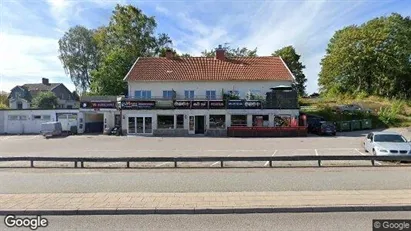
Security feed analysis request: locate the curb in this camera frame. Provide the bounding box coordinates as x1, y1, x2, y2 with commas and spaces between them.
1, 205, 411, 216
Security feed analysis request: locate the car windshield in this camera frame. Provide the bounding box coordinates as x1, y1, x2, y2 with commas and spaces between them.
374, 134, 406, 143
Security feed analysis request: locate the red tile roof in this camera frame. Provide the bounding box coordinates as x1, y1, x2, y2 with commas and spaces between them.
124, 56, 294, 82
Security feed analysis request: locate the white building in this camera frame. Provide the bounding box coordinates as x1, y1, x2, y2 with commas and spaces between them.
120, 47, 302, 137
0, 109, 79, 134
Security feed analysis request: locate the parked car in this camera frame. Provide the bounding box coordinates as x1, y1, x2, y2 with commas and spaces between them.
333, 104, 371, 113
312, 121, 337, 136
306, 114, 325, 133
41, 122, 63, 138
363, 132, 411, 155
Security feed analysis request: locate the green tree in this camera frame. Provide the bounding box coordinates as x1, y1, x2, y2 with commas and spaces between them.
319, 13, 411, 98
273, 46, 307, 96
201, 44, 257, 57
90, 4, 172, 95
32, 92, 59, 109
58, 26, 99, 93
0, 92, 9, 107
72, 91, 80, 101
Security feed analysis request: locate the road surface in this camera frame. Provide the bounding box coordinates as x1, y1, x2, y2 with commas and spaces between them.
1, 167, 411, 193
2, 212, 410, 231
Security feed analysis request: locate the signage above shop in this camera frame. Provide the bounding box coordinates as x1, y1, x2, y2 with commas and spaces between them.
121, 100, 156, 110
209, 100, 225, 109
80, 101, 116, 109
191, 100, 208, 109
173, 100, 191, 109
244, 100, 262, 109
227, 100, 262, 109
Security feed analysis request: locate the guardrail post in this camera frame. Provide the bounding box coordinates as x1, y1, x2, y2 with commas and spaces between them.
174, 161, 177, 168
269, 161, 272, 167
81, 161, 84, 168
221, 161, 224, 168
74, 161, 77, 168
127, 161, 130, 168
318, 160, 321, 167
371, 160, 375, 166
30, 160, 34, 168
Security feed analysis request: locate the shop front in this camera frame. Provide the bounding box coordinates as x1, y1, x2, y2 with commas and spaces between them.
78, 100, 118, 134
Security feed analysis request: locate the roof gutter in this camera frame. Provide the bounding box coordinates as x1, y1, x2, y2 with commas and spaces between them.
123, 57, 140, 81
279, 56, 296, 82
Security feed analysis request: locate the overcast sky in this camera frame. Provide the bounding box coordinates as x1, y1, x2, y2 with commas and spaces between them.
1, 0, 410, 93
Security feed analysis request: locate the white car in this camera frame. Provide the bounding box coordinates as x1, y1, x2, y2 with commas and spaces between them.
363, 132, 411, 155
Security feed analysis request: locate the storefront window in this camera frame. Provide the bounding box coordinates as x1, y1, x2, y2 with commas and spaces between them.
274, 115, 291, 127
252, 115, 269, 127
158, 115, 174, 129
128, 117, 136, 134
176, 115, 184, 129
145, 117, 152, 133
231, 115, 247, 127
210, 115, 226, 129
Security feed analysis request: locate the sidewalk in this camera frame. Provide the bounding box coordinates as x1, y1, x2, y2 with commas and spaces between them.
1, 190, 411, 215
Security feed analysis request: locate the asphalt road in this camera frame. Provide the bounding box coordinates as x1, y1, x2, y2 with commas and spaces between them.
2, 212, 410, 231
1, 167, 411, 193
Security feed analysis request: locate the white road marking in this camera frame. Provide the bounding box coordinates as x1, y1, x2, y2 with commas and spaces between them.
264, 150, 278, 166
355, 148, 382, 165
315, 149, 319, 156
210, 155, 230, 167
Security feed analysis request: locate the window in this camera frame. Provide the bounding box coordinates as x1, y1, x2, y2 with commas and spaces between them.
210, 115, 226, 129
17, 102, 23, 109
157, 115, 174, 129
274, 115, 291, 127
134, 90, 151, 99
176, 115, 184, 129
206, 90, 216, 100
19, 115, 27, 120
33, 115, 41, 120
67, 105, 73, 109
184, 90, 195, 99
8, 115, 18, 120
252, 115, 269, 127
231, 115, 247, 127
163, 90, 174, 99
43, 115, 51, 121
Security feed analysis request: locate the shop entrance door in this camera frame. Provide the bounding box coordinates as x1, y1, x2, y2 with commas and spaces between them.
128, 116, 152, 135
195, 116, 205, 134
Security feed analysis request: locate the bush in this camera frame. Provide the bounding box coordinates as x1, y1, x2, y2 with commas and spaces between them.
355, 91, 368, 100
32, 92, 59, 109
377, 101, 404, 126
0, 103, 8, 109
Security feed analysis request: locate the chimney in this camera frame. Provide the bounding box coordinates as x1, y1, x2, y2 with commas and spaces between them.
165, 49, 174, 59
215, 44, 225, 61
42, 78, 49, 85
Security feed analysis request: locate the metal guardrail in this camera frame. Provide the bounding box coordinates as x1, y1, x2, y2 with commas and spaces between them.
1, 155, 411, 168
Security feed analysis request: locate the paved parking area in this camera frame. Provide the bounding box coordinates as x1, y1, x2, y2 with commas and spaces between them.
0, 128, 409, 168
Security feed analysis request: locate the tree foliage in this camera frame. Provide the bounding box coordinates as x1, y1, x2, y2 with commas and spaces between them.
59, 4, 172, 96
272, 46, 307, 96
201, 43, 258, 57
31, 92, 58, 109
0, 92, 9, 107
319, 13, 411, 99
89, 4, 172, 95
58, 26, 99, 93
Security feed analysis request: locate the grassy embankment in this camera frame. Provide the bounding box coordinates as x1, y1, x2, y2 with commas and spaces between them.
299, 95, 411, 129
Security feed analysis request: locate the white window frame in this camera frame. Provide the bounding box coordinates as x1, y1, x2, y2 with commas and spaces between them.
206, 90, 216, 100
184, 90, 195, 99
162, 90, 174, 99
